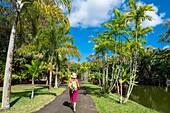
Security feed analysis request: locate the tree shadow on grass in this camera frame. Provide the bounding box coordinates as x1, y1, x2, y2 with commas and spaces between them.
0, 85, 57, 106
10, 97, 21, 107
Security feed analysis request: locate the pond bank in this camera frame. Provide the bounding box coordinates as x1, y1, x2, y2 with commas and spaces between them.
83, 82, 158, 113
130, 85, 170, 113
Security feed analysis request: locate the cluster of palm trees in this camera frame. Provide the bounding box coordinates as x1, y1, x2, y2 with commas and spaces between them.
80, 0, 170, 104
92, 0, 155, 104
0, 0, 80, 110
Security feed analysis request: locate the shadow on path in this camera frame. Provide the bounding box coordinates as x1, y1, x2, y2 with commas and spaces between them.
63, 101, 70, 107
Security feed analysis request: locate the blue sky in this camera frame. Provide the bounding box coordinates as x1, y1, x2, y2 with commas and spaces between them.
68, 0, 170, 62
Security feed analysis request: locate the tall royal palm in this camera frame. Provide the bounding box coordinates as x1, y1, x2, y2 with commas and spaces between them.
2, 0, 27, 109
2, 0, 71, 109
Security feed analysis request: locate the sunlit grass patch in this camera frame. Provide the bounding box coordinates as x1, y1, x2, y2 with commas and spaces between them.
0, 84, 66, 113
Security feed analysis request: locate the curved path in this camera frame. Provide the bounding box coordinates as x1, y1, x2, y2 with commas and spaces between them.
33, 81, 99, 113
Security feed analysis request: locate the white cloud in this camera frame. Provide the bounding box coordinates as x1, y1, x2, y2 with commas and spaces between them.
68, 0, 165, 28
138, 2, 166, 27
68, 0, 125, 28
163, 45, 170, 49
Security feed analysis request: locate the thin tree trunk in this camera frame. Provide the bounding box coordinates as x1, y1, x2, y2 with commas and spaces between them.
123, 52, 137, 103
54, 65, 59, 88
116, 66, 121, 96
98, 70, 101, 86
49, 53, 54, 90
119, 67, 123, 103
98, 78, 101, 86
46, 76, 48, 85
31, 76, 34, 99
54, 70, 58, 88
1, 10, 19, 109
102, 68, 105, 93
119, 34, 123, 104
123, 59, 132, 103
109, 39, 117, 92
54, 54, 59, 88
105, 61, 109, 93
123, 23, 138, 103
105, 51, 109, 93
102, 52, 105, 93
109, 61, 115, 92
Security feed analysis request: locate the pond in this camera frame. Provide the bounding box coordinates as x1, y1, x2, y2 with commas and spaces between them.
129, 85, 170, 113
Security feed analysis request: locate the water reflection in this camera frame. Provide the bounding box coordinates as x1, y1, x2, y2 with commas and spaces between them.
129, 85, 170, 113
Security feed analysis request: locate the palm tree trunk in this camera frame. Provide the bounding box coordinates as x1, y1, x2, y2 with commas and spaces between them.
109, 61, 115, 92
46, 76, 48, 85
31, 76, 34, 99
54, 54, 59, 88
98, 70, 101, 86
109, 41, 117, 92
54, 69, 58, 88
102, 52, 106, 93
105, 61, 109, 93
116, 67, 121, 96
1, 10, 19, 109
123, 59, 132, 103
49, 53, 54, 90
119, 68, 123, 103
124, 23, 138, 103
105, 51, 110, 92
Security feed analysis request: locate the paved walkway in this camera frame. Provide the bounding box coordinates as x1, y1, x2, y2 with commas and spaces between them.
33, 81, 99, 113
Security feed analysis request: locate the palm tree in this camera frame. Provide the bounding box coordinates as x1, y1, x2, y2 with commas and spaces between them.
103, 8, 130, 100
90, 0, 155, 103
1, 0, 28, 109
123, 0, 154, 103
1, 0, 72, 109
0, 2, 13, 86
91, 33, 110, 93
25, 60, 42, 98
37, 19, 61, 90
38, 20, 80, 89
55, 41, 81, 88
17, 0, 73, 89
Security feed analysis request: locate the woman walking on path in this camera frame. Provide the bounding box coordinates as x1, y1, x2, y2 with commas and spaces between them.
68, 73, 80, 112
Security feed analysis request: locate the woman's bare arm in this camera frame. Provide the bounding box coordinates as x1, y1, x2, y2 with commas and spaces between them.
76, 79, 80, 90
68, 81, 70, 88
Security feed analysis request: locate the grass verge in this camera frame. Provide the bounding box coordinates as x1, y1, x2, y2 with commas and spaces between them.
0, 84, 66, 113
83, 82, 158, 113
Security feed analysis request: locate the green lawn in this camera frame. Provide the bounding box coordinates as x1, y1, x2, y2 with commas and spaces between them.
0, 84, 66, 113
84, 82, 158, 113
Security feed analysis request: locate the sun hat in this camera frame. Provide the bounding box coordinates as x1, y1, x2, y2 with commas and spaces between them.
71, 73, 77, 78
